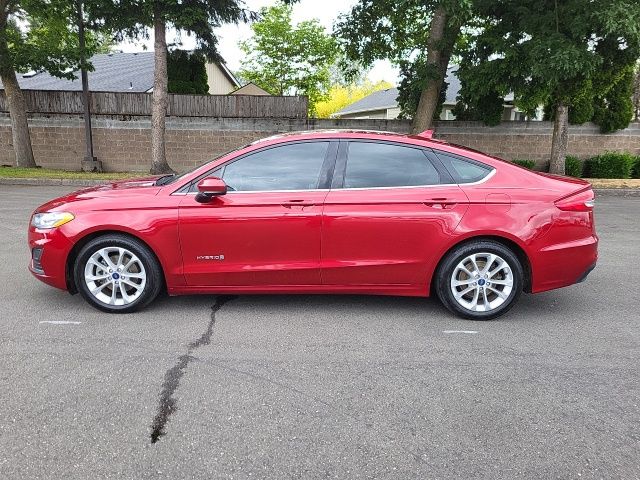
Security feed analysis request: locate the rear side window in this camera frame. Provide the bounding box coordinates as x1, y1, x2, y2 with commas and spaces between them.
343, 142, 441, 188
434, 151, 493, 184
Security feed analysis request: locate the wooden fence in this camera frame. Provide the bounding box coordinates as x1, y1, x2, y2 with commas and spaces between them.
0, 90, 308, 118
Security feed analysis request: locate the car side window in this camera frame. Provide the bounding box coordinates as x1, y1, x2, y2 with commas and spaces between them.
434, 151, 493, 184
217, 142, 329, 192
342, 142, 441, 189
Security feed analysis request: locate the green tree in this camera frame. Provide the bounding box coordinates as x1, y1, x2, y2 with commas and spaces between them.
542, 79, 595, 125
335, 0, 472, 133
634, 64, 640, 121
167, 49, 208, 94
0, 0, 103, 167
456, 0, 640, 174
238, 3, 338, 116
94, 0, 292, 174
592, 66, 635, 134
329, 52, 368, 88
543, 64, 636, 132
452, 90, 504, 126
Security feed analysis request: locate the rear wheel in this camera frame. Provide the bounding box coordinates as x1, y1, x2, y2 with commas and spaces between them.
74, 234, 163, 313
435, 240, 524, 320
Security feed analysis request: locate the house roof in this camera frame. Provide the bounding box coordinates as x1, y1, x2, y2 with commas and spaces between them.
0, 52, 156, 92
217, 62, 242, 89
335, 67, 515, 116
0, 51, 241, 93
336, 87, 401, 116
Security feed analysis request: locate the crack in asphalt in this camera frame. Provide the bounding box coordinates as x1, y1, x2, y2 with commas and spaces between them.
150, 295, 237, 444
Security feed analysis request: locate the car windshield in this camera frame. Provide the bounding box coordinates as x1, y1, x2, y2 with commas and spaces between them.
154, 143, 252, 186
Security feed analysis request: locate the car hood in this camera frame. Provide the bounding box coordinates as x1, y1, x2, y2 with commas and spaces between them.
35, 176, 164, 212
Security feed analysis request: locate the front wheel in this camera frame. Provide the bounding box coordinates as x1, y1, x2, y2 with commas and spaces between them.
74, 234, 163, 313
435, 240, 524, 320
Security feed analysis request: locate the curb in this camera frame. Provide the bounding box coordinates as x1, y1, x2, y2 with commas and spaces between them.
0, 177, 113, 187
594, 188, 640, 197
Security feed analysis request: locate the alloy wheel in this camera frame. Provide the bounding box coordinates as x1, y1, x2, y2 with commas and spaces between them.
83, 247, 147, 306
450, 252, 514, 313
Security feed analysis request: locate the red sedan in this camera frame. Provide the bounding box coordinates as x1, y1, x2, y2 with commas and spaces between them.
28, 130, 597, 320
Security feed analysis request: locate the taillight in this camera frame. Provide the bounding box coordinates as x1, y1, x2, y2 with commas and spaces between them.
555, 189, 595, 212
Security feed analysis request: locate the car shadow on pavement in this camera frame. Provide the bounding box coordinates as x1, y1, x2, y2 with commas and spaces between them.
31, 281, 588, 327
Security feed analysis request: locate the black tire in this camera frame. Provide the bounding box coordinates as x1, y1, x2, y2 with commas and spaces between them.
74, 234, 163, 313
435, 240, 524, 320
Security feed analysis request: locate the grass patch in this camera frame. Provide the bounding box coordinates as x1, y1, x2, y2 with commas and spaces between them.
0, 166, 141, 180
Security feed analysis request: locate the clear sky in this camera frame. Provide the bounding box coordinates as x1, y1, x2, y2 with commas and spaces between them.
117, 0, 399, 84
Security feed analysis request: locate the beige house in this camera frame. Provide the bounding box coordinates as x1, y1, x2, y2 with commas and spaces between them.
231, 82, 271, 96
205, 62, 241, 95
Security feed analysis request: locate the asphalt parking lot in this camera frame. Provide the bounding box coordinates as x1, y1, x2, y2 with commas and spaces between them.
0, 185, 638, 479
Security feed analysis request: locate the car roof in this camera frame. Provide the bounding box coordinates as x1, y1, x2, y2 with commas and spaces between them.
250, 129, 449, 145
247, 129, 516, 165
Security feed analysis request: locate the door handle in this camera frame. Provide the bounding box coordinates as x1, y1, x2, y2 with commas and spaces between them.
424, 198, 457, 209
282, 200, 315, 207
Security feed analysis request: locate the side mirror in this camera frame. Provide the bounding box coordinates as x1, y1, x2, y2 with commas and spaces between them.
195, 177, 227, 203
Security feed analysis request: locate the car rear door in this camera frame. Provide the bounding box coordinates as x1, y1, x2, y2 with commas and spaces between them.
321, 140, 469, 287
178, 140, 337, 287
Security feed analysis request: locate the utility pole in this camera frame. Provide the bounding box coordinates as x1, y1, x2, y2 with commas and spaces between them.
76, 0, 102, 172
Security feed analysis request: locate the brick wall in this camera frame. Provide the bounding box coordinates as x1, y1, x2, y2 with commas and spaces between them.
1, 114, 639, 172
433, 121, 640, 167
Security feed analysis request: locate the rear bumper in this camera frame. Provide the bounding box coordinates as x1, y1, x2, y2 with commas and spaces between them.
576, 262, 597, 284
531, 235, 598, 293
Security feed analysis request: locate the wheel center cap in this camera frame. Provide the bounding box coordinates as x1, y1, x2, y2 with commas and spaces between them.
478, 278, 486, 286
112, 272, 120, 280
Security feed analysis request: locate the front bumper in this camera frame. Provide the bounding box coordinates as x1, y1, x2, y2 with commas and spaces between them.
28, 226, 73, 291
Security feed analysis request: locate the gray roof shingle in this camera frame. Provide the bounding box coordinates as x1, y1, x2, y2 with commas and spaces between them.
336, 87, 400, 116
0, 52, 155, 92
336, 67, 514, 116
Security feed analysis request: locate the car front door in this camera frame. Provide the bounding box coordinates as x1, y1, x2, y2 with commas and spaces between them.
321, 140, 469, 287
179, 140, 336, 287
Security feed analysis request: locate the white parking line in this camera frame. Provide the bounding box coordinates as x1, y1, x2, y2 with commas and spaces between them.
443, 330, 478, 334
39, 321, 82, 325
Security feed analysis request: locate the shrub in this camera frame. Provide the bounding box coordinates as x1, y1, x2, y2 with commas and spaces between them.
632, 157, 640, 179
565, 156, 584, 177
592, 66, 635, 134
584, 152, 635, 178
167, 50, 209, 95
512, 159, 536, 169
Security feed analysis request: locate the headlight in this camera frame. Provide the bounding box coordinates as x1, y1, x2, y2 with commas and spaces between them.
31, 212, 75, 229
